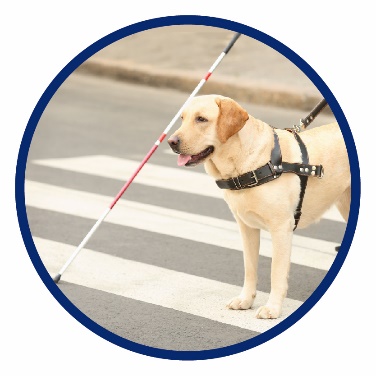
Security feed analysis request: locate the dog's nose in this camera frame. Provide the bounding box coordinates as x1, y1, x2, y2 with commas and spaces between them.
168, 135, 180, 150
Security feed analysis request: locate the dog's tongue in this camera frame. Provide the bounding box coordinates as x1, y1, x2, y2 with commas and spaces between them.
177, 154, 192, 166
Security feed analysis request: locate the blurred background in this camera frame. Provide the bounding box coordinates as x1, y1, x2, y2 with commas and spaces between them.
80, 25, 328, 111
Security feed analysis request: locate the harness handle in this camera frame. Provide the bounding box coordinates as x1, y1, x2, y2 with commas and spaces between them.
295, 98, 328, 132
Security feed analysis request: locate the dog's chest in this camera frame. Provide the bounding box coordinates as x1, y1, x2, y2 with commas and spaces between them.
224, 190, 268, 230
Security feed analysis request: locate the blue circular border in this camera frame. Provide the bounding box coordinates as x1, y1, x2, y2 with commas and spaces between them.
15, 15, 361, 361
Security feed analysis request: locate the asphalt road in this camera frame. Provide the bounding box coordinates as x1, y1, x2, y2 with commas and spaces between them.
24, 73, 345, 353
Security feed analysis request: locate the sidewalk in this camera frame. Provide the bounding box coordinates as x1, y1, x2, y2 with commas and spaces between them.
76, 25, 326, 112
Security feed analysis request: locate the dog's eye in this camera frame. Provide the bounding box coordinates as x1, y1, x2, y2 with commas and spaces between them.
196, 116, 208, 123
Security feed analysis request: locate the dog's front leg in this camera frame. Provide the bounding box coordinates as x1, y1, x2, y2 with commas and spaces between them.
256, 226, 293, 319
227, 216, 260, 310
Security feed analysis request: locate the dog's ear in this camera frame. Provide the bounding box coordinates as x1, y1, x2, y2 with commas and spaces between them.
215, 97, 249, 143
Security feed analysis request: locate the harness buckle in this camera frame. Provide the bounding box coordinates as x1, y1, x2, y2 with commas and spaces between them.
231, 170, 259, 189
246, 170, 259, 188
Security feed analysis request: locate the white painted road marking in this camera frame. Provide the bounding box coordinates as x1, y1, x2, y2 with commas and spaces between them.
33, 155, 345, 223
25, 180, 337, 270
34, 237, 302, 333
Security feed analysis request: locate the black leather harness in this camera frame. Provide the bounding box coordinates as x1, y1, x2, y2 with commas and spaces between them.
215, 128, 324, 230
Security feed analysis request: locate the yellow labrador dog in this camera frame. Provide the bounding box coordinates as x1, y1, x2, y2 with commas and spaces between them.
168, 95, 350, 319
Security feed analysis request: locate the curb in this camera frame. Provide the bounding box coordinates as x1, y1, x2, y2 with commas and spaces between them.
76, 58, 329, 113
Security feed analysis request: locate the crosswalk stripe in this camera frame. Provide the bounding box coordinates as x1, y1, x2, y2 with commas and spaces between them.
25, 180, 337, 270
34, 236, 302, 333
33, 155, 345, 223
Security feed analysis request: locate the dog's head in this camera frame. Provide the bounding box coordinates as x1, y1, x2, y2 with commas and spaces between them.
168, 95, 249, 167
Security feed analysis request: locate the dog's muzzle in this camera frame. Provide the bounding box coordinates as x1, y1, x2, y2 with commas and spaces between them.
168, 135, 180, 153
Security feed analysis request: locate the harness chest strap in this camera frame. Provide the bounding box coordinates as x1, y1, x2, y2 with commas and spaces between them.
215, 130, 324, 230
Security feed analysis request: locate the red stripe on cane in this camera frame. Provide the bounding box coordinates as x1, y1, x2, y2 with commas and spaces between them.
204, 72, 212, 80
158, 133, 167, 142
109, 144, 159, 209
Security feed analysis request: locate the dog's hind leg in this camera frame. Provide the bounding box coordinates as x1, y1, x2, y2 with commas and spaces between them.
256, 225, 293, 319
334, 185, 351, 252
227, 216, 260, 310
335, 186, 351, 222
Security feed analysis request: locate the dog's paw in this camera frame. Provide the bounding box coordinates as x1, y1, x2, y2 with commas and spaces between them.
256, 305, 281, 319
226, 295, 255, 310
